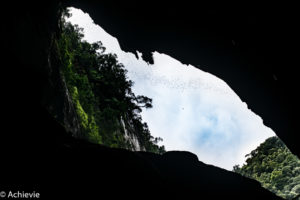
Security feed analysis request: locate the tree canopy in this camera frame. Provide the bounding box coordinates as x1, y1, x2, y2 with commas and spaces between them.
56, 9, 165, 154
233, 136, 300, 200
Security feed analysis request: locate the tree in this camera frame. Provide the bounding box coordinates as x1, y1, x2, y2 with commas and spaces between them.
233, 136, 300, 199
57, 9, 165, 154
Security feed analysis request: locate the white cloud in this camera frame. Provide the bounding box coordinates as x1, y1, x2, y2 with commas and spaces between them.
67, 7, 276, 170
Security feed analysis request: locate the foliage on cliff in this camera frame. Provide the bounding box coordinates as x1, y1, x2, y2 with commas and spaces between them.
233, 136, 300, 200
56, 9, 165, 154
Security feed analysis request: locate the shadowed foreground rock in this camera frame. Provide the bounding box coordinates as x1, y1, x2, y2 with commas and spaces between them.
1, 107, 282, 199
0, 99, 282, 199
54, 130, 283, 199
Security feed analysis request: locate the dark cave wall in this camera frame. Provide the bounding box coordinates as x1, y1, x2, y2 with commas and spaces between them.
5, 1, 82, 138
1, 0, 84, 168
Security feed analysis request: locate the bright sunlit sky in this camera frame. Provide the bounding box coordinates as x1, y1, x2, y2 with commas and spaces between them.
67, 7, 276, 170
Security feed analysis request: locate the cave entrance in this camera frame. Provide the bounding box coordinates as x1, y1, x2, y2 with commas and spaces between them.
57, 7, 300, 199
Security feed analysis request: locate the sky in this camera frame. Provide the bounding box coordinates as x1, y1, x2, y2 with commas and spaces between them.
66, 7, 276, 170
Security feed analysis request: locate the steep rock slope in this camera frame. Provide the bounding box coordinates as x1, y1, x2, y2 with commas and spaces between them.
55, 18, 163, 152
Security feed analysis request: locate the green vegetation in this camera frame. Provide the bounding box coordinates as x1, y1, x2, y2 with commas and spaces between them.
233, 136, 300, 199
56, 9, 165, 154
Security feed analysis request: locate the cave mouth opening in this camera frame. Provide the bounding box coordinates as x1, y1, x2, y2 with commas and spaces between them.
57, 6, 300, 199
63, 6, 276, 169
